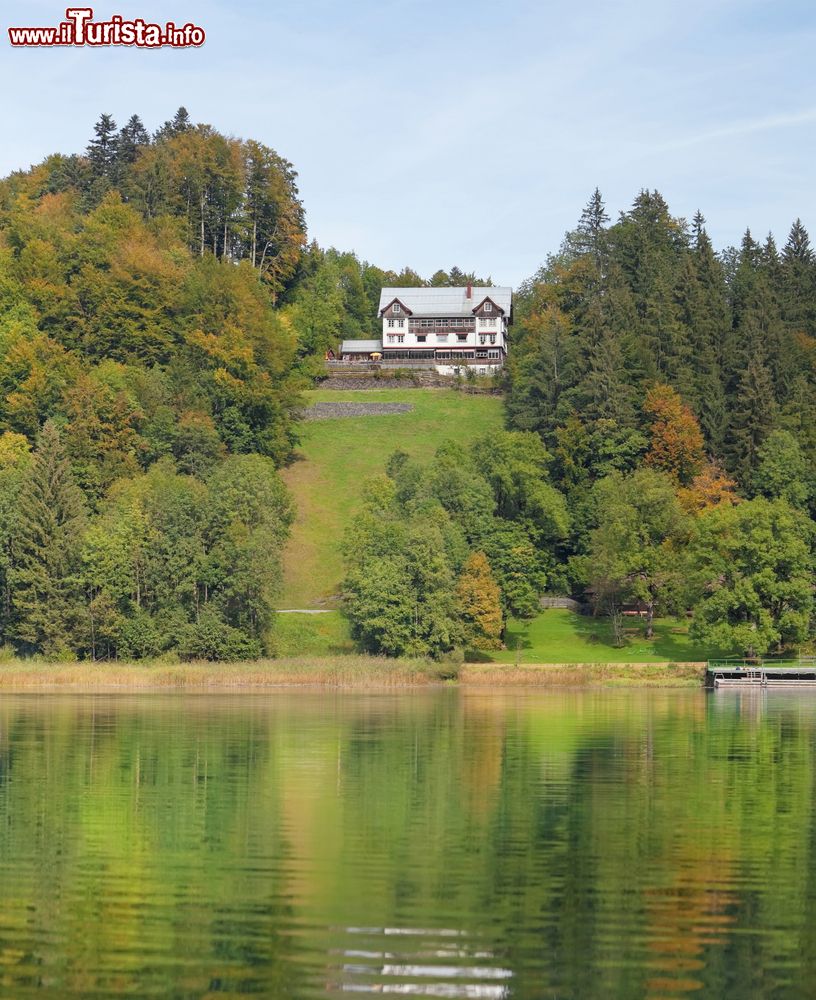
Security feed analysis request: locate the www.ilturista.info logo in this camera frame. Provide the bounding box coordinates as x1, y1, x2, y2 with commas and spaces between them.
8, 8, 205, 47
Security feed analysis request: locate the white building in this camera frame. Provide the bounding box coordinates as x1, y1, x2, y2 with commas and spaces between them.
375, 284, 512, 375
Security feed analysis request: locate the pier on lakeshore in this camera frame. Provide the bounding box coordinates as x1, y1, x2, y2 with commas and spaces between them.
707, 658, 816, 688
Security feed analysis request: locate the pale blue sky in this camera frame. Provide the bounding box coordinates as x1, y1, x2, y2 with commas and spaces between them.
2, 0, 815, 285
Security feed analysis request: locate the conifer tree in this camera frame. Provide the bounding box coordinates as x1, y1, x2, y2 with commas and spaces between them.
86, 113, 118, 179
117, 114, 150, 167
571, 187, 609, 267
10, 421, 87, 655
780, 218, 816, 337
677, 218, 729, 449
726, 346, 778, 482
154, 106, 192, 141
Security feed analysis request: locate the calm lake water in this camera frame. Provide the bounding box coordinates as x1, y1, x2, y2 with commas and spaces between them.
1, 688, 815, 998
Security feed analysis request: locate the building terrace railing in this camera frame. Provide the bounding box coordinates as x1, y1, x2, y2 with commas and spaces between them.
326, 358, 503, 371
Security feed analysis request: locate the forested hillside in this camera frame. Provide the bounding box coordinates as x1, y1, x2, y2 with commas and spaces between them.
503, 190, 816, 651
344, 192, 816, 660
0, 108, 497, 660
0, 108, 317, 658
2, 110, 815, 663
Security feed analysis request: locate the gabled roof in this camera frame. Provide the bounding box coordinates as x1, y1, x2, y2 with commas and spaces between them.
380, 296, 413, 316
378, 286, 512, 318
472, 294, 504, 313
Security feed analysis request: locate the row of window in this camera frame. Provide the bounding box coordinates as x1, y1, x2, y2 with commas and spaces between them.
389, 320, 499, 331
386, 333, 498, 344
435, 350, 502, 360
411, 318, 477, 329
381, 349, 503, 360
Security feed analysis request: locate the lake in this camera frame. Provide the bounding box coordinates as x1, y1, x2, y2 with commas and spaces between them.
0, 688, 814, 998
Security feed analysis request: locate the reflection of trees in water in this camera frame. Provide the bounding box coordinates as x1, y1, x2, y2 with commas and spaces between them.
1, 691, 816, 997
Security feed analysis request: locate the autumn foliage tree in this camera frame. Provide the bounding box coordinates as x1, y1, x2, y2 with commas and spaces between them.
676, 463, 740, 516
456, 551, 504, 650
643, 384, 706, 486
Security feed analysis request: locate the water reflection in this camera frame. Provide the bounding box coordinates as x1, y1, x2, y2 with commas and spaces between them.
328, 926, 512, 997
0, 690, 815, 998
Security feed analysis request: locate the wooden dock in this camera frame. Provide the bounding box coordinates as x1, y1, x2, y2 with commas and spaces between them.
707, 659, 816, 688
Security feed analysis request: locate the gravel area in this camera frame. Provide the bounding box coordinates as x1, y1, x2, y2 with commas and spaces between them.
303, 402, 415, 421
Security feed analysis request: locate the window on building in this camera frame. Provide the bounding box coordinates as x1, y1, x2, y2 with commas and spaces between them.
396, 334, 405, 343
476, 350, 488, 358
392, 303, 400, 314
387, 335, 395, 343
479, 335, 486, 345
398, 319, 404, 328
484, 301, 492, 312
417, 335, 426, 343
437, 334, 448, 342
387, 319, 394, 328
488, 349, 500, 359
489, 335, 496, 344
457, 334, 467, 342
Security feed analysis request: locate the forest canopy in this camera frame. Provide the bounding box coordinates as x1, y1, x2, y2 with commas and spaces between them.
344, 190, 816, 660
2, 111, 815, 662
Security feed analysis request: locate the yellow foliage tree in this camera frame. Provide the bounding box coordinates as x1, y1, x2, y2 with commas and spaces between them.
456, 551, 503, 650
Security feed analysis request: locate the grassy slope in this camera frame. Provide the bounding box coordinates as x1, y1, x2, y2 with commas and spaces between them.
276, 388, 721, 667
278, 388, 504, 608
272, 611, 356, 656
488, 608, 720, 664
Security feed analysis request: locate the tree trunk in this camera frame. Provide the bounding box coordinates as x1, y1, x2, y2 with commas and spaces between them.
645, 601, 655, 639
200, 193, 205, 257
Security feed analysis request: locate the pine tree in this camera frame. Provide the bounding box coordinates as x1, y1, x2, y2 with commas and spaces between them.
86, 113, 118, 179
10, 421, 87, 655
613, 190, 691, 389
456, 551, 503, 649
728, 234, 790, 402
761, 232, 782, 286
691, 210, 706, 250
780, 218, 816, 337
677, 221, 729, 449
571, 187, 609, 267
172, 107, 192, 132
117, 114, 150, 167
154, 106, 192, 141
726, 346, 779, 483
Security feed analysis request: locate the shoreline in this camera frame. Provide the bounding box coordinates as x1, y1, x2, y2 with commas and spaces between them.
0, 658, 707, 691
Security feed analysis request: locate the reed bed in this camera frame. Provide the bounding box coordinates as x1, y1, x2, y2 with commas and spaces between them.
0, 658, 709, 691
460, 662, 707, 687
0, 656, 451, 691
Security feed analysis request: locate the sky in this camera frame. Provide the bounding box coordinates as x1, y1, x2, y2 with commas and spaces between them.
1, 0, 815, 286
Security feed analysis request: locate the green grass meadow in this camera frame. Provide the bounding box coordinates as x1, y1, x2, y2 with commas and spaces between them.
272, 611, 356, 657
279, 388, 504, 608
491, 608, 717, 664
